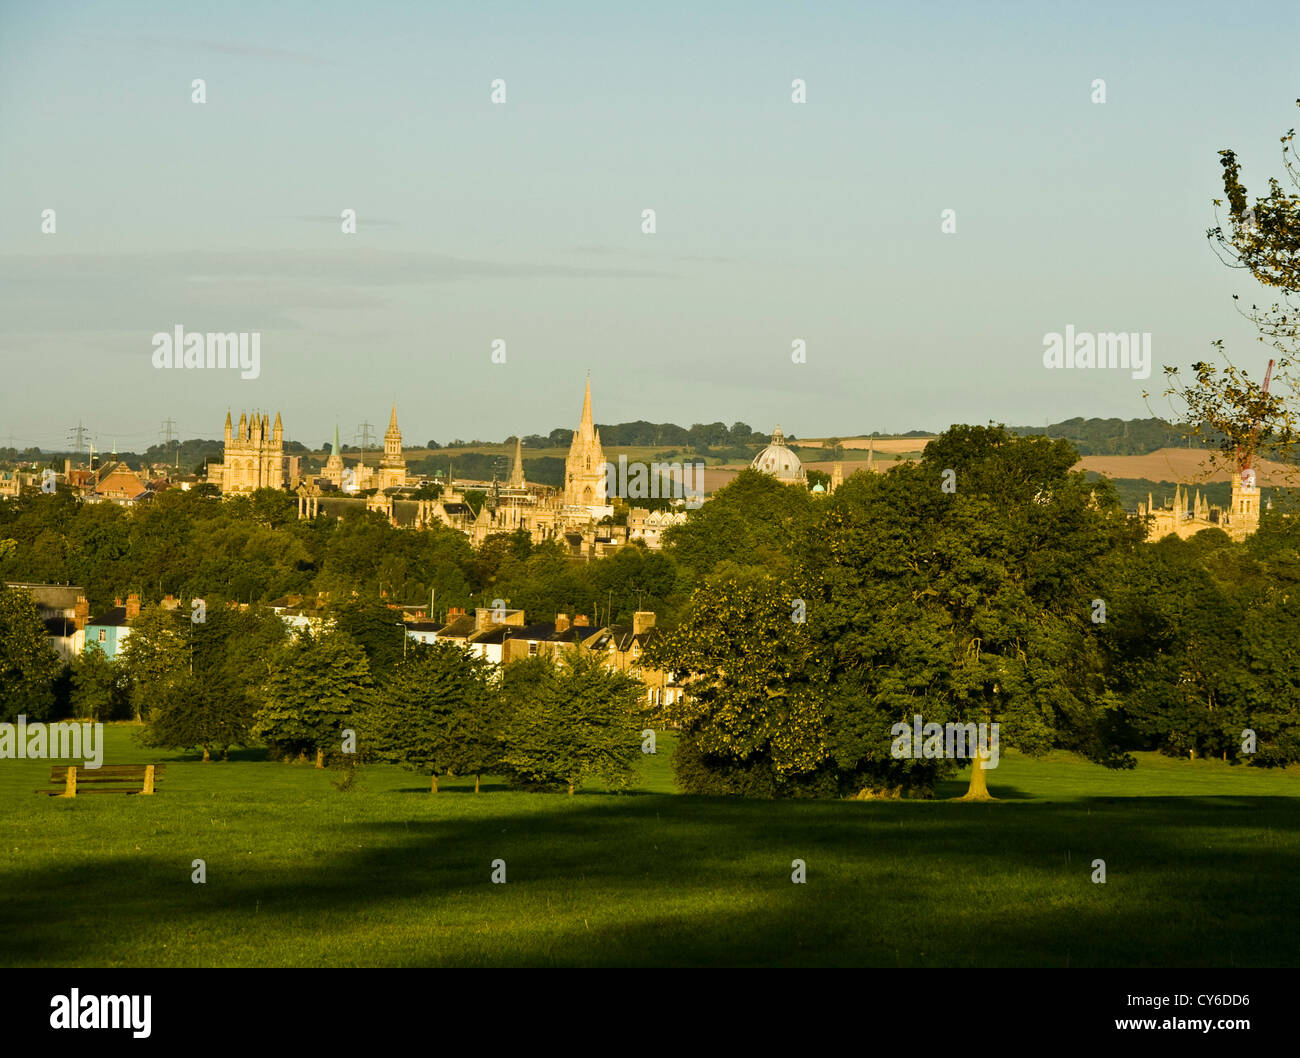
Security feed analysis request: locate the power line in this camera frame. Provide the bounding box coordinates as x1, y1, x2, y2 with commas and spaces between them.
67, 422, 89, 455
354, 421, 376, 462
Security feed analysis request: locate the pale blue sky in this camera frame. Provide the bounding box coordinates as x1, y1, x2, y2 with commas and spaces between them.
1, 0, 1296, 451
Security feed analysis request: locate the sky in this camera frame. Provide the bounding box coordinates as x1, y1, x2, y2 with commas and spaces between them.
1, 0, 1297, 453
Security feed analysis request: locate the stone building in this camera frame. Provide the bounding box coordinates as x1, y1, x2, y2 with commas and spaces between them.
1139, 474, 1263, 542
750, 425, 806, 486
212, 411, 285, 493
564, 376, 608, 510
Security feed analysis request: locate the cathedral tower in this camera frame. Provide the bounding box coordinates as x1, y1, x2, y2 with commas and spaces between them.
325, 424, 344, 486
564, 376, 606, 508
378, 402, 407, 490
213, 410, 285, 493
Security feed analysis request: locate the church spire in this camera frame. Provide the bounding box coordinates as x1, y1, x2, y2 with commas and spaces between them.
509, 434, 525, 488
333, 423, 340, 456
579, 375, 595, 438
388, 401, 399, 433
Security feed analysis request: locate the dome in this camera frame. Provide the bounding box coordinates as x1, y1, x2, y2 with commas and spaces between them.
751, 425, 806, 485
811, 483, 825, 493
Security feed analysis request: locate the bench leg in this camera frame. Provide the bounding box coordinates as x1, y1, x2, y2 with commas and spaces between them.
142, 765, 154, 795
64, 766, 76, 798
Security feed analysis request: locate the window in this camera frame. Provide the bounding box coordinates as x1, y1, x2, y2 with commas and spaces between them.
98, 629, 106, 642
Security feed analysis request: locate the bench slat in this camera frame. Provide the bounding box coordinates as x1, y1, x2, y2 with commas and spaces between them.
47, 765, 167, 778
36, 788, 146, 795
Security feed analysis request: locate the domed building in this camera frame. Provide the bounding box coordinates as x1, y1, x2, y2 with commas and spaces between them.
751, 425, 807, 486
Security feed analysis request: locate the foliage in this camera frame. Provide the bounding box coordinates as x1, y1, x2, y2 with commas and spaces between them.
498, 652, 644, 794
254, 628, 373, 763
0, 583, 62, 722
358, 642, 497, 787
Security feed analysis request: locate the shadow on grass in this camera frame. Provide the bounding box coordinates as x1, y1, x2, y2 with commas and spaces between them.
4, 794, 1300, 967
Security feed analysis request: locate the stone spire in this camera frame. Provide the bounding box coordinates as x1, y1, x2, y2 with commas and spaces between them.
578, 375, 596, 440
379, 402, 407, 487
509, 435, 525, 488
565, 375, 606, 507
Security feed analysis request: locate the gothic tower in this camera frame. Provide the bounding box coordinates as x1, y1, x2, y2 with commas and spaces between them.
1229, 469, 1261, 538
214, 409, 284, 493
378, 402, 407, 490
509, 434, 525, 488
325, 424, 344, 486
564, 376, 606, 508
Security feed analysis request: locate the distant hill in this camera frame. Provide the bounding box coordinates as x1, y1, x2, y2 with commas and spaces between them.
1009, 417, 1215, 457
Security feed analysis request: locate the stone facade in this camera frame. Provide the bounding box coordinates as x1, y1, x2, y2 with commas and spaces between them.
1140, 475, 1262, 542
564, 377, 607, 509
213, 411, 285, 493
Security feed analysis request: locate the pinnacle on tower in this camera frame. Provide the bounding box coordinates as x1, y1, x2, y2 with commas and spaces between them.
579, 376, 595, 438
333, 423, 341, 456
509, 435, 525, 488
388, 402, 399, 433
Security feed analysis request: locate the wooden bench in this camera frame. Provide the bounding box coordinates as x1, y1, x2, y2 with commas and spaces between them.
37, 764, 165, 797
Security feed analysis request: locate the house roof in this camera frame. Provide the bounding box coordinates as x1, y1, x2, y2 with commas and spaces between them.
87, 607, 128, 627
4, 583, 84, 612
436, 614, 476, 639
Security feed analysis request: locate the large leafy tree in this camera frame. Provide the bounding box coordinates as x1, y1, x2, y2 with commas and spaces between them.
814, 427, 1139, 799
498, 652, 644, 795
359, 642, 497, 792
0, 583, 62, 722
662, 468, 815, 579
644, 570, 837, 796
255, 628, 373, 766
330, 595, 408, 679
69, 642, 124, 721
140, 603, 287, 760
116, 604, 188, 722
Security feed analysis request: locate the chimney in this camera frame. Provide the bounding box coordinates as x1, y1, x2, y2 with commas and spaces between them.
632, 611, 656, 636
162, 594, 177, 609
74, 596, 90, 631
114, 597, 122, 607
555, 613, 570, 633
573, 614, 590, 627
125, 593, 141, 621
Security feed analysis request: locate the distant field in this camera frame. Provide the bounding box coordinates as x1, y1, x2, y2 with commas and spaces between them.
803, 437, 935, 454
2, 725, 1297, 967
1075, 448, 1300, 486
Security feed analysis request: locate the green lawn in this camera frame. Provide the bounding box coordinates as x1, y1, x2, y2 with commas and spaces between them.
1, 725, 1297, 967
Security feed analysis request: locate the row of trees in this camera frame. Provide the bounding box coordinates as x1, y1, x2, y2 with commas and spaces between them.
0, 583, 648, 794
646, 442, 1300, 799
0, 487, 686, 622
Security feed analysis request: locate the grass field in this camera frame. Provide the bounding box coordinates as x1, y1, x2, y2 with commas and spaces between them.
2, 725, 1297, 967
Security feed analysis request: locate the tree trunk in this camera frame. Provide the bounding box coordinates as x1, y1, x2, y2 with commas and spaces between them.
568, 781, 575, 796
315, 747, 325, 769
201, 745, 210, 762
958, 754, 995, 801
431, 773, 439, 794
474, 774, 480, 793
